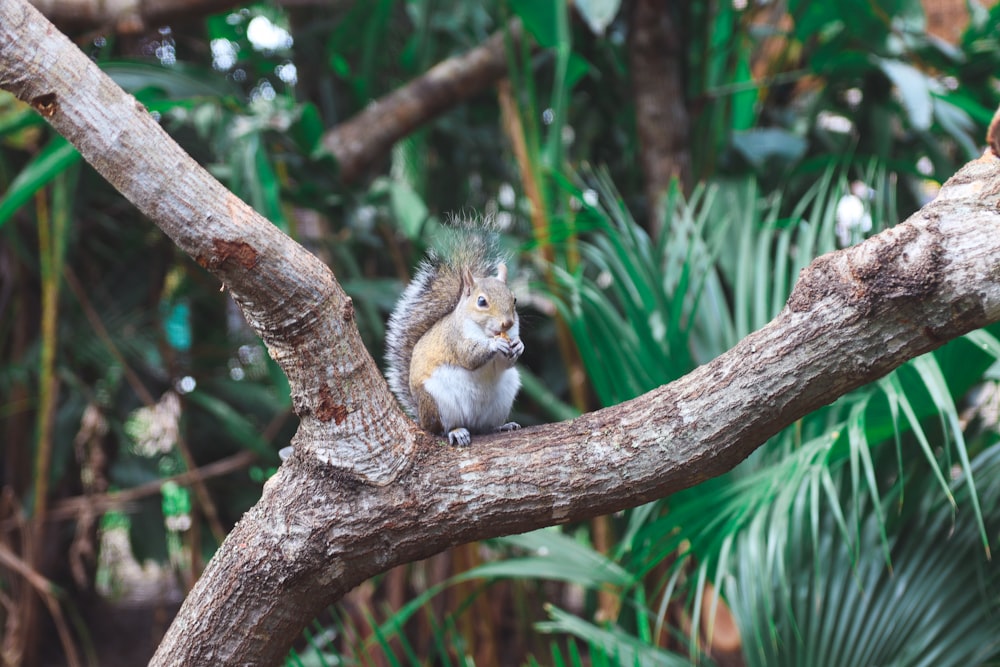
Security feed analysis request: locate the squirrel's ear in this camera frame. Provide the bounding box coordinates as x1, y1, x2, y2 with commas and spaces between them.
496, 263, 508, 283
462, 267, 475, 296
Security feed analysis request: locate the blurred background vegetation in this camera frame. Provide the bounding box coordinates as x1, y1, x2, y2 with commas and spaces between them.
4, 0, 1000, 665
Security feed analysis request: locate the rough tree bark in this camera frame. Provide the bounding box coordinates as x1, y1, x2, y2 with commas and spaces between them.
4, 0, 1000, 665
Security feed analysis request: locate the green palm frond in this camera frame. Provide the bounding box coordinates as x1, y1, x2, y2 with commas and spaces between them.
549, 169, 730, 405
550, 162, 896, 407
539, 164, 999, 663
536, 605, 697, 667
729, 443, 1000, 667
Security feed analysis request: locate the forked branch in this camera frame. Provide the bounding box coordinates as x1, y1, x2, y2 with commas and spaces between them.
4, 0, 1000, 664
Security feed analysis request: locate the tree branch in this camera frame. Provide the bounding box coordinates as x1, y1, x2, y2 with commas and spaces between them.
31, 0, 521, 187
15, 449, 260, 526
320, 20, 522, 183
29, 0, 246, 32
28, 0, 348, 33
5, 0, 1000, 664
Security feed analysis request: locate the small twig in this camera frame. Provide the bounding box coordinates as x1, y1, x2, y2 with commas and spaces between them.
25, 182, 64, 667
0, 541, 52, 594
175, 433, 227, 543
63, 268, 155, 405
262, 407, 293, 442
0, 542, 83, 667
7, 450, 260, 528
63, 267, 228, 542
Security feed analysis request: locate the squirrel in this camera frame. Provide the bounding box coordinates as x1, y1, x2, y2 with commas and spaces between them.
385, 229, 523, 446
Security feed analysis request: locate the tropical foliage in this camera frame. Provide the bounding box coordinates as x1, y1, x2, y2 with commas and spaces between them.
2, 0, 1000, 665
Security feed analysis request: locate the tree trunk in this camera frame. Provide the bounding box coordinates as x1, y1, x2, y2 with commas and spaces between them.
629, 0, 693, 231
4, 0, 1000, 664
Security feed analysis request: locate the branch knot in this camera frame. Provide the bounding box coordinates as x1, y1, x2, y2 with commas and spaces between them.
787, 221, 944, 318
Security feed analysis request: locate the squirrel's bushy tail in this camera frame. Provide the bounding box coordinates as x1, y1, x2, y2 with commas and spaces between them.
384, 224, 502, 416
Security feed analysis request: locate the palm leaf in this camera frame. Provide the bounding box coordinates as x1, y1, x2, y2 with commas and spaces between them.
536, 605, 697, 667
542, 163, 1000, 664
729, 444, 1000, 667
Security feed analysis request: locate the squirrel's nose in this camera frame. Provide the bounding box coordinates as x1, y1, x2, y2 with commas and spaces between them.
500, 318, 513, 331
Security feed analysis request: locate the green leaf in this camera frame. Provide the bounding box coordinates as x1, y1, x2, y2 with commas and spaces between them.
730, 128, 808, 170
102, 60, 242, 99
293, 102, 325, 155
0, 96, 44, 139
492, 528, 634, 589
537, 606, 695, 667
936, 90, 995, 126
878, 372, 955, 510
385, 178, 430, 240
508, 0, 558, 47
964, 329, 1000, 360
0, 136, 81, 229
873, 57, 933, 130
728, 444, 1000, 667
910, 355, 988, 555
932, 96, 979, 160
565, 53, 593, 90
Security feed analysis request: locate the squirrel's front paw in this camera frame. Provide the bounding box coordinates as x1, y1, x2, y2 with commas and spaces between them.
490, 335, 513, 358
507, 336, 524, 362
447, 427, 472, 447
491, 334, 523, 363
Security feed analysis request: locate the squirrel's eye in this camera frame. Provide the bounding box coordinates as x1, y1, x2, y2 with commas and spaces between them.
477, 295, 488, 308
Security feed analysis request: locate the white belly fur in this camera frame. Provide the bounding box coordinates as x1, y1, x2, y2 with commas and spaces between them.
422, 360, 520, 434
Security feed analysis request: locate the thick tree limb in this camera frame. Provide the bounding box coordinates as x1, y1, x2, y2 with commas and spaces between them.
28, 0, 350, 33
321, 21, 522, 183
29, 0, 245, 32
5, 0, 1000, 664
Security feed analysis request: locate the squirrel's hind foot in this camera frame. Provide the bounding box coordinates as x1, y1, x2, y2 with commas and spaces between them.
447, 428, 472, 447
446, 423, 519, 446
